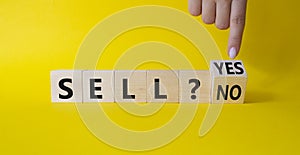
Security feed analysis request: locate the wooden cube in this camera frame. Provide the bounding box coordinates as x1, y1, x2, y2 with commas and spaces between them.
147, 70, 179, 102
179, 70, 210, 103
82, 70, 114, 102
210, 60, 247, 103
114, 70, 147, 102
50, 70, 82, 102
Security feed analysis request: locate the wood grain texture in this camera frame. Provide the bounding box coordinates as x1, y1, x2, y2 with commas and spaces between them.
83, 70, 114, 102
179, 70, 210, 103
147, 70, 179, 103
114, 70, 147, 102
210, 60, 247, 104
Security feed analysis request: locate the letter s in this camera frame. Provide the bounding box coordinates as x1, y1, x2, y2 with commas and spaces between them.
58, 78, 73, 99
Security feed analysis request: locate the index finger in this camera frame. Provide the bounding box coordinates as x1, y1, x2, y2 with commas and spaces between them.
228, 0, 247, 59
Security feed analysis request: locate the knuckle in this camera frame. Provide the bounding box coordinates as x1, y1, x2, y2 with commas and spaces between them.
190, 10, 201, 16
230, 36, 241, 43
217, 0, 231, 3
231, 16, 245, 25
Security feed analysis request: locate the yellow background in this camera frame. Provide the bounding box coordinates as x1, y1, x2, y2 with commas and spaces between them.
1, 0, 300, 154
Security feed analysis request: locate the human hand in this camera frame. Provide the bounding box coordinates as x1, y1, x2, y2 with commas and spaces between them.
188, 0, 247, 59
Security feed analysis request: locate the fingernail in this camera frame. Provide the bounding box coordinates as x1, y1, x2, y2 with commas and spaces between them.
229, 47, 237, 59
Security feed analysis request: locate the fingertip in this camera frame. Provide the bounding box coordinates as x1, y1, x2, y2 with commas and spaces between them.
216, 23, 229, 30
189, 9, 201, 16
188, 0, 202, 16
228, 47, 238, 59
228, 30, 243, 59
202, 16, 215, 24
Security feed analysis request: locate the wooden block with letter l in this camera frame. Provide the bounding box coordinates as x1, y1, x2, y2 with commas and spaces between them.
210, 60, 247, 104
50, 70, 83, 102
147, 70, 179, 102
82, 70, 114, 102
114, 70, 147, 102
179, 70, 211, 103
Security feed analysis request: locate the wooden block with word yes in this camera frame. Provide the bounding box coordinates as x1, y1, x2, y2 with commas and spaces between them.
179, 70, 211, 103
210, 60, 247, 104
82, 70, 114, 102
50, 70, 82, 102
147, 70, 179, 102
114, 70, 147, 102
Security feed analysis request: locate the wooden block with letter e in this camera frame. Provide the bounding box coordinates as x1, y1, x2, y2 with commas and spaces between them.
114, 70, 147, 102
82, 70, 114, 102
179, 70, 211, 103
147, 70, 179, 102
210, 60, 247, 104
50, 70, 83, 102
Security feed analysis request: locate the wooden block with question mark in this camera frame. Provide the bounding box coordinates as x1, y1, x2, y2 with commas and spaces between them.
179, 70, 211, 103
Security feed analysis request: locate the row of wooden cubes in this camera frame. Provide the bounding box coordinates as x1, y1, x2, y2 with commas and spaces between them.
51, 60, 247, 103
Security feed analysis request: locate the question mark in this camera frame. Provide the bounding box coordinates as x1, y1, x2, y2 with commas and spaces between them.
189, 79, 201, 100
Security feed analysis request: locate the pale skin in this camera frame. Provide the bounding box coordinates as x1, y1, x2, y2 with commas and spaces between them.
188, 0, 247, 59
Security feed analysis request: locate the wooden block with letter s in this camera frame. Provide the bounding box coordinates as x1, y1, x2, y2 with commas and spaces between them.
50, 70, 83, 103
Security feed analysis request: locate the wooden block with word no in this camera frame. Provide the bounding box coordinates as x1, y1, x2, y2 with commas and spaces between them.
147, 70, 179, 102
114, 70, 147, 102
82, 70, 114, 102
179, 70, 211, 103
50, 70, 82, 102
210, 60, 247, 104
